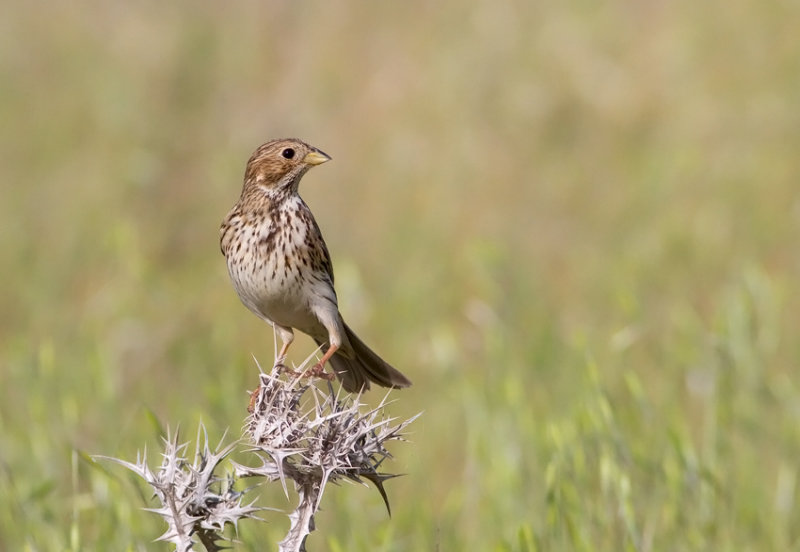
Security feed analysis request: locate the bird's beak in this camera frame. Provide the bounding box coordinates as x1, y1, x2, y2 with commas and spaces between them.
303, 149, 331, 166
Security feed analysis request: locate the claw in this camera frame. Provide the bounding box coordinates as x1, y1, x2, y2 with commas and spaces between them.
270, 359, 335, 384
274, 362, 305, 378
307, 362, 335, 381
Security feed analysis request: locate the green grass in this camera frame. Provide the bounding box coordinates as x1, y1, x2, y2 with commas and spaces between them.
2, 1, 800, 550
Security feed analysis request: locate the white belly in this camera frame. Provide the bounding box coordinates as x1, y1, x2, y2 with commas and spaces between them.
225, 217, 327, 336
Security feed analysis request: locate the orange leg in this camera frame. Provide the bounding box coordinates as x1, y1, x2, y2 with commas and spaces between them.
274, 339, 300, 375
277, 341, 291, 363
308, 344, 338, 380
250, 337, 295, 413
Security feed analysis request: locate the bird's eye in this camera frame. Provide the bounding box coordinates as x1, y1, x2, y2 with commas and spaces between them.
281, 148, 295, 159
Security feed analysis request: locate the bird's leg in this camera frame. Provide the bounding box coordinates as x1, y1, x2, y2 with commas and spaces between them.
274, 326, 294, 367
275, 340, 311, 378
273, 327, 302, 376
275, 341, 291, 370
306, 344, 338, 381
250, 330, 296, 413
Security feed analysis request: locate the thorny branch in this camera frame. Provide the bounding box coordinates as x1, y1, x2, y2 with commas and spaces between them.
96, 365, 418, 552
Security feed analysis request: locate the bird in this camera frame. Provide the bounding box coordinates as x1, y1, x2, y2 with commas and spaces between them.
220, 138, 412, 393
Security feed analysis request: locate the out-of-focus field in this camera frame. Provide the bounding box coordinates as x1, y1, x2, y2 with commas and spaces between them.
2, 1, 800, 550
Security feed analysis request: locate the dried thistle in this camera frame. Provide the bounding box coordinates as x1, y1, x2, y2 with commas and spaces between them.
95, 427, 261, 551
96, 362, 418, 552
234, 366, 419, 552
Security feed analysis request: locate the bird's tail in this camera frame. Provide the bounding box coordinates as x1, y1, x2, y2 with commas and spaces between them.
316, 323, 412, 393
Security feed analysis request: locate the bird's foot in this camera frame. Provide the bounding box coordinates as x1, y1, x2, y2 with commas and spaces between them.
306, 362, 335, 381
273, 361, 305, 378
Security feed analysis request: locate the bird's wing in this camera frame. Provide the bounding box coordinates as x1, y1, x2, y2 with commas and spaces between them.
309, 215, 335, 287
219, 207, 241, 257
298, 199, 336, 287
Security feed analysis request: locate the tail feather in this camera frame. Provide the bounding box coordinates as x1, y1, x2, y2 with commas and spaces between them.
315, 323, 412, 393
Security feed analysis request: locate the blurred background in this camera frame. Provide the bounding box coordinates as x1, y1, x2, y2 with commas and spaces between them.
2, 1, 800, 550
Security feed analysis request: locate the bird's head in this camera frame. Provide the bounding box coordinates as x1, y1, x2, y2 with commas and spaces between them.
243, 138, 331, 196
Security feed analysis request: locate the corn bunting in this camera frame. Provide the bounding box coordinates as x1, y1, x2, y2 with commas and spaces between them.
220, 138, 412, 393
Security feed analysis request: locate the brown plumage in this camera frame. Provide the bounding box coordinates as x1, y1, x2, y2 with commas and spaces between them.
220, 138, 412, 393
